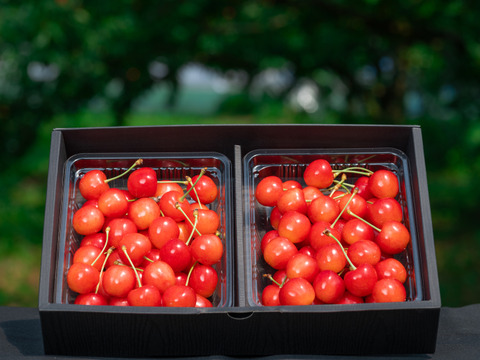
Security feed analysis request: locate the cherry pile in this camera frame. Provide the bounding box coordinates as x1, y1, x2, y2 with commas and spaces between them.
67, 159, 223, 307
255, 158, 411, 306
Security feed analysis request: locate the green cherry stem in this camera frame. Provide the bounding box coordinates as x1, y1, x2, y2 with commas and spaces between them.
186, 176, 203, 206
329, 173, 347, 197
121, 245, 142, 288
263, 274, 283, 287
175, 204, 202, 237
95, 247, 114, 294
346, 209, 381, 232
179, 167, 207, 202
91, 226, 110, 267
323, 229, 356, 271
105, 159, 143, 183
185, 261, 198, 287
331, 187, 358, 228
185, 209, 199, 245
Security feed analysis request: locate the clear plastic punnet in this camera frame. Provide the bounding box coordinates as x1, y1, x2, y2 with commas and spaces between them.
243, 148, 423, 307
56, 152, 233, 307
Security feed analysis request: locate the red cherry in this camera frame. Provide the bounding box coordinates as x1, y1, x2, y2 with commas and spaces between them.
335, 290, 364, 304
368, 198, 403, 228
376, 221, 411, 255
371, 279, 407, 303
276, 188, 308, 215
108, 297, 130, 306
313, 270, 345, 304
72, 205, 105, 236
158, 190, 191, 222
195, 294, 213, 308
119, 232, 152, 266
78, 170, 110, 200
315, 243, 347, 273
354, 176, 373, 200
128, 197, 161, 230
148, 216, 180, 249
255, 176, 284, 207
127, 166, 158, 198
188, 264, 218, 298
127, 284, 163, 306
158, 239, 192, 272
375, 258, 407, 283
74, 293, 108, 305
308, 221, 340, 251
163, 285, 196, 307
307, 195, 340, 223
286, 253, 319, 283
338, 193, 367, 221
263, 236, 298, 270
277, 210, 311, 244
269, 206, 282, 229
302, 186, 323, 205
186, 174, 218, 205
190, 234, 223, 266
368, 169, 399, 199
260, 230, 280, 254
279, 277, 315, 306
262, 284, 281, 306
80, 232, 106, 249
344, 263, 378, 298
67, 263, 100, 294
102, 265, 136, 298
97, 188, 129, 218
143, 260, 176, 293
174, 272, 188, 286
141, 248, 162, 267
342, 218, 375, 245
155, 181, 184, 199
347, 240, 381, 267
185, 208, 220, 238
303, 159, 334, 189
73, 245, 106, 272
107, 218, 137, 249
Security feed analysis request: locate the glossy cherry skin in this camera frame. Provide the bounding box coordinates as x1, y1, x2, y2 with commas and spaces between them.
148, 216, 180, 249
79, 170, 109, 200
185, 208, 220, 238
263, 236, 298, 270
143, 260, 176, 293
371, 279, 407, 303
187, 174, 218, 205
162, 285, 196, 307
158, 190, 192, 222
354, 176, 373, 200
119, 232, 152, 267
277, 210, 311, 244
195, 294, 213, 308
347, 240, 381, 267
368, 198, 403, 228
158, 239, 192, 272
80, 232, 106, 249
342, 218, 375, 245
67, 263, 100, 294
127, 285, 163, 307
335, 291, 364, 304
375, 258, 407, 283
128, 197, 161, 230
279, 277, 315, 306
313, 270, 345, 304
190, 234, 223, 266
155, 182, 184, 199
286, 253, 319, 283
73, 245, 106, 272
277, 188, 308, 215
303, 159, 334, 189
188, 264, 218, 298
72, 205, 105, 236
127, 167, 158, 198
102, 265, 136, 298
107, 217, 138, 249
261, 230, 280, 254
315, 243, 347, 273
269, 207, 282, 229
308, 221, 341, 251
344, 263, 378, 298
74, 293, 108, 305
376, 221, 411, 255
255, 176, 284, 207
302, 186, 323, 205
97, 188, 129, 218
262, 284, 281, 306
338, 193, 367, 221
307, 195, 340, 223
368, 169, 399, 199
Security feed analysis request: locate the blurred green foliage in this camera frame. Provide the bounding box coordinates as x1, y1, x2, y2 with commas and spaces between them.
1, 0, 480, 307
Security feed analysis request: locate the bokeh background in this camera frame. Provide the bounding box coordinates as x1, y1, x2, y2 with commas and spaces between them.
1, 0, 479, 307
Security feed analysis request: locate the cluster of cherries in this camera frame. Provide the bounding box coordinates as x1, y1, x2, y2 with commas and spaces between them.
255, 158, 411, 306
67, 159, 223, 307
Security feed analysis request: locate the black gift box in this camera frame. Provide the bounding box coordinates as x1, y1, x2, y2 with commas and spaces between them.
39, 124, 440, 357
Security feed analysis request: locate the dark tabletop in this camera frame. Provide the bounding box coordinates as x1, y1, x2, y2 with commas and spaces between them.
1, 305, 479, 359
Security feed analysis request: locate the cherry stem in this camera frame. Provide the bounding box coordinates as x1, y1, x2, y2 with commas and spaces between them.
185, 209, 199, 245
186, 176, 203, 206
263, 274, 282, 287
105, 159, 143, 183
179, 167, 207, 202
157, 180, 188, 184
176, 204, 202, 237
332, 166, 373, 179
331, 187, 358, 228
114, 260, 144, 271
121, 245, 142, 288
323, 229, 356, 271
329, 173, 347, 197
91, 226, 110, 267
95, 247, 114, 294
185, 261, 198, 287
347, 209, 381, 232
143, 256, 154, 263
